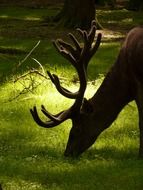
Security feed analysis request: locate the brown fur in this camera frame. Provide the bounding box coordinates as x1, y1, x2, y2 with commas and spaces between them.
31, 24, 143, 158
65, 27, 143, 157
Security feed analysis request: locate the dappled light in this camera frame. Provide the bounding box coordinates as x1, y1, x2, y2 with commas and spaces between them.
1, 2, 143, 190
0, 78, 140, 189
98, 8, 143, 32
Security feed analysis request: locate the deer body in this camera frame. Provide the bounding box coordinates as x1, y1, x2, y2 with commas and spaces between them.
31, 23, 143, 157
65, 44, 135, 156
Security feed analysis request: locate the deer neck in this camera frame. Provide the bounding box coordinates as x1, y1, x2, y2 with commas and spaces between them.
89, 58, 133, 131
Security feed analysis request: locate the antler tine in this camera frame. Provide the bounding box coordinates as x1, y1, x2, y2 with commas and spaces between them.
47, 71, 79, 99
30, 106, 59, 128
41, 105, 61, 122
52, 40, 76, 66
30, 106, 72, 128
88, 20, 96, 44
68, 33, 82, 53
76, 21, 102, 68
57, 39, 79, 61
90, 33, 102, 58
75, 25, 97, 66
80, 30, 90, 61
76, 28, 88, 47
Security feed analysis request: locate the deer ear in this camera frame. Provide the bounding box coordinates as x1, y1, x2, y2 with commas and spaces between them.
81, 98, 93, 114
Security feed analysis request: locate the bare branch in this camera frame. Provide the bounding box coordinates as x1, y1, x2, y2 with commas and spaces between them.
16, 41, 41, 69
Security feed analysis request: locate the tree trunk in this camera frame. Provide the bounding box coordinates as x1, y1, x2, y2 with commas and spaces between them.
54, 0, 96, 29
128, 0, 143, 10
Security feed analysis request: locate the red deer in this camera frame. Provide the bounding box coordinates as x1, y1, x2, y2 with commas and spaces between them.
30, 21, 143, 158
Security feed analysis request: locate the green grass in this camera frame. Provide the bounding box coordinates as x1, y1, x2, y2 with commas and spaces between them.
0, 5, 143, 190
0, 81, 141, 190
0, 7, 55, 19
98, 8, 143, 31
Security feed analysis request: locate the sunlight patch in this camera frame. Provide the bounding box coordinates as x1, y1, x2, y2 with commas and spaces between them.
0, 15, 9, 18
122, 18, 133, 23
25, 16, 41, 21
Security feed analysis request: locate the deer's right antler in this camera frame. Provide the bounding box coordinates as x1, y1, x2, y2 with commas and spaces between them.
30, 20, 102, 128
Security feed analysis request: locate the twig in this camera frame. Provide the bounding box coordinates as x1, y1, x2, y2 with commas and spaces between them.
32, 58, 46, 75
16, 41, 41, 69
14, 69, 68, 83
14, 69, 48, 83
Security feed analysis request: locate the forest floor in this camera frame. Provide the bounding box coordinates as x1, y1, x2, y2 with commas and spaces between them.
0, 4, 143, 190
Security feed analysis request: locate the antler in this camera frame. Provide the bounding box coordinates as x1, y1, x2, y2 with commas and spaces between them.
30, 20, 102, 128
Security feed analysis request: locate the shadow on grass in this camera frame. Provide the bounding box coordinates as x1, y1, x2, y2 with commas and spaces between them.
0, 99, 142, 189
0, 99, 141, 188
0, 40, 120, 85
0, 136, 143, 190
98, 9, 143, 33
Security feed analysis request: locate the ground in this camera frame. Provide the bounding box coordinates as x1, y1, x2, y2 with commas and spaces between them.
0, 3, 143, 190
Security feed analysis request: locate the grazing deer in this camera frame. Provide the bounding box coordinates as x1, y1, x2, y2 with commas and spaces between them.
30, 21, 143, 158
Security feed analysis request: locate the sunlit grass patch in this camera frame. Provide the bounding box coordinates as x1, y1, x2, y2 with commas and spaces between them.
0, 50, 141, 190
1, 5, 143, 190
0, 74, 142, 189
97, 8, 143, 31
89, 42, 120, 79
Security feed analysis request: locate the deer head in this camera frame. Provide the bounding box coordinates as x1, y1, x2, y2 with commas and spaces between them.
30, 21, 102, 157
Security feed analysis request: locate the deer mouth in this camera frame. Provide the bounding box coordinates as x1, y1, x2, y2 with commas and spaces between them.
64, 142, 86, 157
64, 149, 81, 157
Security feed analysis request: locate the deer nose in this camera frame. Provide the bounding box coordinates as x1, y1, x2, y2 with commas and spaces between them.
64, 151, 70, 157
64, 148, 72, 157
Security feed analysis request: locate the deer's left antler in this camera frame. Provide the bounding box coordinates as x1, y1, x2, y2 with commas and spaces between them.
30, 20, 102, 128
